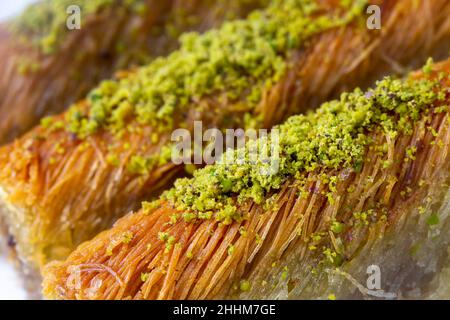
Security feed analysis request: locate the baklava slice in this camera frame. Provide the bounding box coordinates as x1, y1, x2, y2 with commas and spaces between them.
2, 0, 450, 283
43, 58, 450, 300
0, 0, 267, 144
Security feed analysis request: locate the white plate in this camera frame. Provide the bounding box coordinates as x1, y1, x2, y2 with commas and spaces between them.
0, 0, 37, 21
0, 257, 27, 300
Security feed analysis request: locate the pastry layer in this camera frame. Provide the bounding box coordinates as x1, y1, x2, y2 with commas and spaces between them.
2, 0, 450, 280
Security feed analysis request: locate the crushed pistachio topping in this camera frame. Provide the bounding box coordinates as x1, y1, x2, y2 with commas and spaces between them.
11, 0, 144, 54
162, 75, 447, 224
61, 0, 365, 138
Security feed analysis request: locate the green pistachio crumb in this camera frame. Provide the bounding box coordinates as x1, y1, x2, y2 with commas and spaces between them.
426, 213, 439, 226
141, 273, 150, 282
106, 153, 120, 166
228, 244, 235, 256
422, 57, 434, 75
330, 221, 345, 234
239, 280, 251, 292
158, 232, 176, 252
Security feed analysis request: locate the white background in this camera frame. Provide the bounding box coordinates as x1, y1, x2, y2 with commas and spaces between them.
0, 0, 36, 21
0, 257, 26, 299
1, 0, 37, 300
